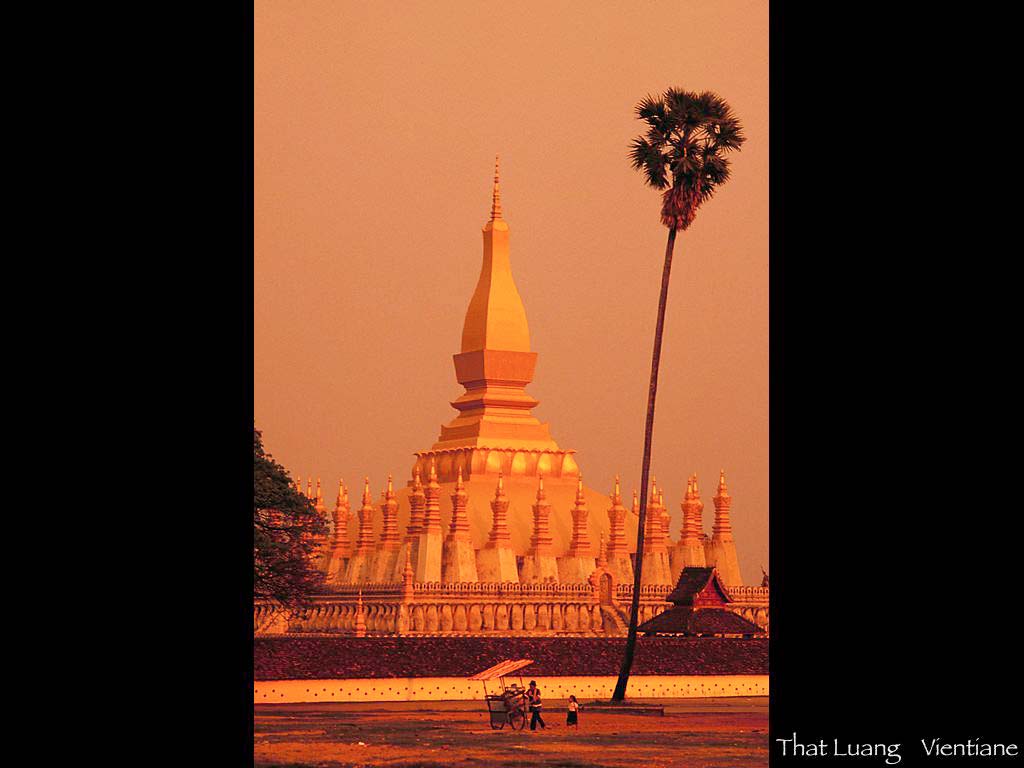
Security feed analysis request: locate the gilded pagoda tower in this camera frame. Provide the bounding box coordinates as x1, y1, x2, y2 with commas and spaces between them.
385, 158, 635, 559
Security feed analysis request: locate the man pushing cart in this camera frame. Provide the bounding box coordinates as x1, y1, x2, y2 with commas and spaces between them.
468, 659, 534, 731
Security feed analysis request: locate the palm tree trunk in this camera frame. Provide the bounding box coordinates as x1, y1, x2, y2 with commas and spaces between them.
611, 225, 678, 702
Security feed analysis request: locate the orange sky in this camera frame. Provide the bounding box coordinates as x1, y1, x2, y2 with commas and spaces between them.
254, 0, 769, 580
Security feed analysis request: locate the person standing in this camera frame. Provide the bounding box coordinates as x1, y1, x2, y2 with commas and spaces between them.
566, 695, 580, 729
526, 680, 546, 731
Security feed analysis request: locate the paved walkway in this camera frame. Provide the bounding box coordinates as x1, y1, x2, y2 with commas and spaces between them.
254, 697, 768, 767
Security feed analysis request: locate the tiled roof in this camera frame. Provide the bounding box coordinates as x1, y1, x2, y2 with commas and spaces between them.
253, 636, 768, 680
637, 607, 763, 636
665, 567, 717, 604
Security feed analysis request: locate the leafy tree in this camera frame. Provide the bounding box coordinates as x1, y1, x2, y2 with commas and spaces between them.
253, 427, 327, 613
613, 89, 745, 702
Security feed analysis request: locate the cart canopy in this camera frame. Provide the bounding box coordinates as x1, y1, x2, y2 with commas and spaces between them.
467, 659, 534, 680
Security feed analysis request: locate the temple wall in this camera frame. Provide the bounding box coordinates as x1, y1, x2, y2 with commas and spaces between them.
254, 674, 769, 703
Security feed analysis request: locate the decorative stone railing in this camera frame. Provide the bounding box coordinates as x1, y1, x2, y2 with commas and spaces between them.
254, 580, 769, 636
724, 585, 770, 603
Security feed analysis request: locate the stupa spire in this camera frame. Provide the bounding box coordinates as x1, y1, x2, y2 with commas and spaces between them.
604, 474, 633, 583
528, 474, 553, 554
423, 458, 442, 534
490, 154, 502, 221
325, 479, 352, 585
566, 473, 593, 557
447, 467, 471, 540
331, 479, 351, 557
712, 469, 733, 536
706, 468, 742, 586
406, 469, 425, 539
476, 470, 519, 582
355, 478, 374, 553
378, 473, 401, 548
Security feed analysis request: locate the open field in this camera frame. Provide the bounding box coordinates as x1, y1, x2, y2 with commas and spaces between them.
254, 697, 768, 768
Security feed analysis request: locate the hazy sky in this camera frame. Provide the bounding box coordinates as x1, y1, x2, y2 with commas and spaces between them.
254, 0, 769, 580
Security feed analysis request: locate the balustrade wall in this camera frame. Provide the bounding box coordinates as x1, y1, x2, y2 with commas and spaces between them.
254, 579, 769, 636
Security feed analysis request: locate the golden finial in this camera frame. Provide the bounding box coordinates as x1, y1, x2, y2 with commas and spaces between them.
536, 474, 545, 500
495, 470, 505, 497
632, 489, 639, 512
718, 468, 728, 492
490, 154, 502, 221
613, 474, 621, 501
455, 466, 465, 490
294, 476, 301, 493
576, 474, 586, 503
692, 473, 700, 497
315, 478, 323, 502
362, 476, 372, 505
412, 466, 423, 491
428, 456, 438, 483
337, 479, 346, 505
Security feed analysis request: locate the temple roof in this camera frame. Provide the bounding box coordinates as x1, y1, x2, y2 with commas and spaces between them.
665, 567, 733, 605
637, 607, 762, 637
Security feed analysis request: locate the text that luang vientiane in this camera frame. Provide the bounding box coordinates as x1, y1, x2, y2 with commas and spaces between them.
775, 734, 1019, 764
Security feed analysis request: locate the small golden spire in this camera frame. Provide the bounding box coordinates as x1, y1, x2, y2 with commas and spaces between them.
294, 476, 301, 493
306, 478, 313, 499
403, 545, 413, 578
632, 489, 639, 513
536, 474, 545, 500
718, 468, 728, 492
576, 474, 586, 503
412, 466, 422, 491
336, 479, 346, 505
490, 154, 502, 221
428, 456, 438, 483
362, 476, 372, 505
692, 473, 700, 497
455, 466, 465, 490
315, 478, 323, 503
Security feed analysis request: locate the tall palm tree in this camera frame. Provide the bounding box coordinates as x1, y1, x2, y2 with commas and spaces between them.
612, 89, 745, 702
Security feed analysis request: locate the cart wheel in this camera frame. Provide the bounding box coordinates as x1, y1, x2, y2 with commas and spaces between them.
490, 721, 502, 730
509, 709, 526, 731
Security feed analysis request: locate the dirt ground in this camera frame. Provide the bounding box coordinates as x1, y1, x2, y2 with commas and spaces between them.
254, 697, 768, 767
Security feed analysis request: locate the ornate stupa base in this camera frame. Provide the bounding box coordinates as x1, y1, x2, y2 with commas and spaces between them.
413, 447, 578, 485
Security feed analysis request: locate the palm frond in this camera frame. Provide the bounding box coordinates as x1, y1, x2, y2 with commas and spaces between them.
628, 137, 669, 189
630, 87, 745, 228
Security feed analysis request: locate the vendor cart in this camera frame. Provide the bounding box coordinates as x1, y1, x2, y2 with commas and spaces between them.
468, 658, 534, 731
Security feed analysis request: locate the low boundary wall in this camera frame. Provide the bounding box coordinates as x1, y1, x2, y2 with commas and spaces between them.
255, 674, 768, 703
